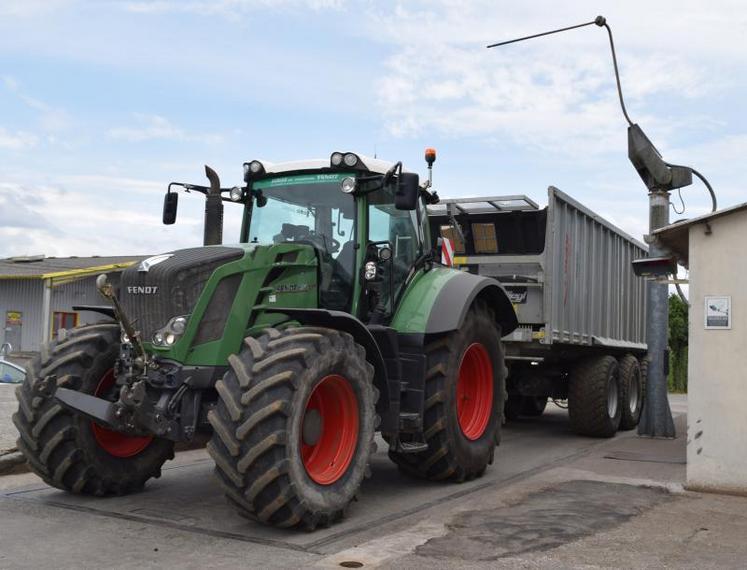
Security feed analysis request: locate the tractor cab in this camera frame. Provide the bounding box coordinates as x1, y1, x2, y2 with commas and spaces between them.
164, 152, 430, 324
239, 154, 428, 323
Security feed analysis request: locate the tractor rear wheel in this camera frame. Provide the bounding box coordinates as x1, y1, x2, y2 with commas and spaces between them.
619, 354, 643, 430
568, 355, 621, 437
389, 300, 506, 482
207, 327, 377, 530
13, 323, 174, 495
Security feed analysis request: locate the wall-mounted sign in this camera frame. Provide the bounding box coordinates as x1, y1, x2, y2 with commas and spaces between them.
705, 296, 731, 330
5, 311, 22, 326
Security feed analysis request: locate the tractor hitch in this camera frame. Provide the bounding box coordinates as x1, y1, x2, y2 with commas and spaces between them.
56, 387, 122, 431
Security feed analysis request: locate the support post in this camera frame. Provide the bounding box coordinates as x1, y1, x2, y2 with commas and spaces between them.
41, 278, 52, 345
638, 189, 676, 437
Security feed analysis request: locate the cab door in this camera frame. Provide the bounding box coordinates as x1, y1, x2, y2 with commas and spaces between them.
364, 185, 423, 321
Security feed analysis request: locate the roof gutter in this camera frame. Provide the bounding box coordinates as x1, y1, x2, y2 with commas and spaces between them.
0, 262, 138, 282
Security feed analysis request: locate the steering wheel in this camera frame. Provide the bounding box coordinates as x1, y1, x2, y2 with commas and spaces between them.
283, 226, 340, 254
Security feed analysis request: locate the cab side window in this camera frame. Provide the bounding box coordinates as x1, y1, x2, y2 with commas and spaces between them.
367, 186, 420, 308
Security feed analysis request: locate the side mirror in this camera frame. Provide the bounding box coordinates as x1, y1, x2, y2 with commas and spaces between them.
394, 172, 420, 210
162, 191, 178, 225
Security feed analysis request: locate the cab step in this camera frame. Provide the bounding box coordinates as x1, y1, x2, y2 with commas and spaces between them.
398, 412, 421, 431
396, 441, 429, 454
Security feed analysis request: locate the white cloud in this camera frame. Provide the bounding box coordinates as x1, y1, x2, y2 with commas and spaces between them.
0, 0, 75, 17
0, 173, 245, 258
108, 114, 223, 144
122, 0, 344, 16
0, 180, 199, 258
0, 128, 37, 151
2, 75, 73, 133
368, 3, 715, 157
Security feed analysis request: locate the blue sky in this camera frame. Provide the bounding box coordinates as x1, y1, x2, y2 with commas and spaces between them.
0, 0, 745, 257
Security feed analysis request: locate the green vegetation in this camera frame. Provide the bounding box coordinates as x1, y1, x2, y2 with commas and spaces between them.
668, 293, 689, 392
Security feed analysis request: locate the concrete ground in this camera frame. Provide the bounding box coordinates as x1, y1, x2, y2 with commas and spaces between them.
1, 394, 746, 568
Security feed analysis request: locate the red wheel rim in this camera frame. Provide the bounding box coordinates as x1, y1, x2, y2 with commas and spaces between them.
456, 343, 494, 440
301, 374, 359, 485
91, 369, 153, 458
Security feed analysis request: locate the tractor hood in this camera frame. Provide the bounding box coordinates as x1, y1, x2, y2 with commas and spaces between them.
117, 242, 320, 366
119, 246, 245, 343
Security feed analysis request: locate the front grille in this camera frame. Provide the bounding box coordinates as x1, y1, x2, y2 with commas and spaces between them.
119, 247, 244, 341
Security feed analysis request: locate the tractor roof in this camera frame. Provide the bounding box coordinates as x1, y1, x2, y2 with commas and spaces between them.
253, 155, 401, 177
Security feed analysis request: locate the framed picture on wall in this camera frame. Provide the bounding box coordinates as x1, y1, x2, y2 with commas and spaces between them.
705, 296, 731, 330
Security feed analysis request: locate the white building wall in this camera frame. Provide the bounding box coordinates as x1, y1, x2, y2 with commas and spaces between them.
687, 209, 747, 494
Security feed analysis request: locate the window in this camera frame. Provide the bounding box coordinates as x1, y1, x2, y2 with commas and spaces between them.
367, 185, 421, 313
248, 173, 358, 311
52, 312, 78, 338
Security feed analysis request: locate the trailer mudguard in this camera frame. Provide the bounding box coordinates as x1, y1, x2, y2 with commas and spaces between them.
391, 268, 518, 336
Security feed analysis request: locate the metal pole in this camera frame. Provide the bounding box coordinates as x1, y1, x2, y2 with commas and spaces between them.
41, 278, 52, 345
638, 189, 676, 437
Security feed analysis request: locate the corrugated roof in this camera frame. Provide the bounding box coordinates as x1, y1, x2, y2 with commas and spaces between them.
0, 255, 150, 279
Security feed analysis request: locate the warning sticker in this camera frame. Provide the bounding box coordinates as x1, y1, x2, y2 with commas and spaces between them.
5, 311, 22, 325
705, 296, 731, 329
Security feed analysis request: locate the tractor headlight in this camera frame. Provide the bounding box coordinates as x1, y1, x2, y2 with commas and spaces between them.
340, 177, 356, 193
364, 261, 377, 280
330, 152, 344, 166
152, 315, 189, 347
343, 153, 359, 167
243, 160, 265, 181
229, 186, 244, 202
171, 316, 188, 334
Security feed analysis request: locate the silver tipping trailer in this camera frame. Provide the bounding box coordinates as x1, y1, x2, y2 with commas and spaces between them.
427, 186, 649, 437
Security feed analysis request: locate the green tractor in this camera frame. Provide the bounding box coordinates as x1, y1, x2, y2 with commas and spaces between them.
14, 151, 517, 530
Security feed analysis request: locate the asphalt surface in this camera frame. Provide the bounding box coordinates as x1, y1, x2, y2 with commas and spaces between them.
4, 395, 741, 570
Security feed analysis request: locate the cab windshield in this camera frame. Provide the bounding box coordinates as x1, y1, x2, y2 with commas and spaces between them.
248, 173, 356, 310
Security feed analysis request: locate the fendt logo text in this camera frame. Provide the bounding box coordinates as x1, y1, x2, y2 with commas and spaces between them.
127, 286, 159, 295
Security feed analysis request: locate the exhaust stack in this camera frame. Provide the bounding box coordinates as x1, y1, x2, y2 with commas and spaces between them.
204, 165, 224, 246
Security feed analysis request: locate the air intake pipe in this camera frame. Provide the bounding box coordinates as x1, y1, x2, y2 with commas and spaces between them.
204, 165, 223, 246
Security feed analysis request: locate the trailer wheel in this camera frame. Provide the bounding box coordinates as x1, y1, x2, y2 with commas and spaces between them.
568, 355, 621, 437
207, 327, 377, 530
389, 300, 506, 482
618, 355, 643, 430
13, 324, 174, 495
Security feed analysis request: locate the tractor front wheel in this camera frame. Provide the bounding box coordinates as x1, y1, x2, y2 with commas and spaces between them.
13, 323, 175, 495
207, 327, 377, 530
389, 300, 506, 481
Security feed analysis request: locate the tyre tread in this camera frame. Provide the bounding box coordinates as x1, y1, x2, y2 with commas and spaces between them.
208, 326, 376, 530
13, 323, 173, 495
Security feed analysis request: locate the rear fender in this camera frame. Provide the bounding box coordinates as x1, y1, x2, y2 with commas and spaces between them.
391, 268, 518, 336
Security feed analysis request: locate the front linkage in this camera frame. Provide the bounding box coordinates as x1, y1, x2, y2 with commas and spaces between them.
55, 275, 204, 444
